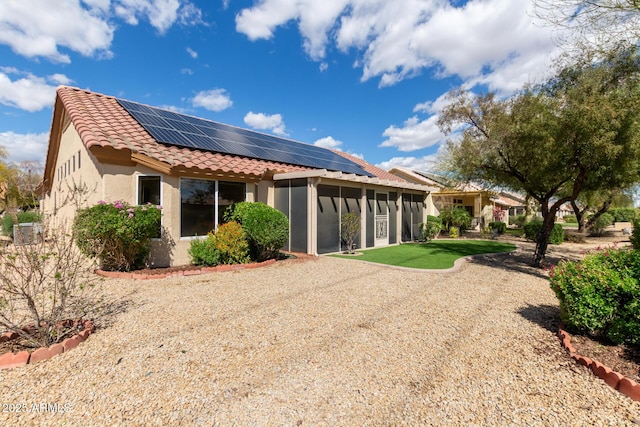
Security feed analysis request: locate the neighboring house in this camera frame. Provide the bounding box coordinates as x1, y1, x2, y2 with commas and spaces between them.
40, 86, 434, 266
389, 167, 512, 229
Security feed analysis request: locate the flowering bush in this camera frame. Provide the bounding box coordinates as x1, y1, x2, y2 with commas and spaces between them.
74, 200, 162, 271
492, 206, 505, 222
549, 247, 640, 345
214, 221, 250, 264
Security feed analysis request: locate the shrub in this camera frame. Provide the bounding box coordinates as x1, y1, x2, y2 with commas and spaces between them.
631, 219, 640, 250
2, 211, 42, 236
0, 218, 101, 347
427, 215, 442, 225
488, 221, 506, 234
439, 207, 472, 231
188, 233, 219, 266
609, 207, 637, 223
512, 214, 528, 228
419, 220, 442, 242
449, 226, 459, 238
563, 214, 578, 224
549, 248, 640, 345
523, 220, 564, 245
225, 202, 289, 261
74, 200, 162, 271
588, 212, 614, 236
341, 212, 360, 253
214, 221, 250, 264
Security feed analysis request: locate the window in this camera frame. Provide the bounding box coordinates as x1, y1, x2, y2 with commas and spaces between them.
138, 176, 161, 205
218, 181, 246, 224
137, 175, 161, 237
180, 179, 246, 237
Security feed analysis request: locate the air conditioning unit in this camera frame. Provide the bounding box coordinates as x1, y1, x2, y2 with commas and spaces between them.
13, 222, 43, 246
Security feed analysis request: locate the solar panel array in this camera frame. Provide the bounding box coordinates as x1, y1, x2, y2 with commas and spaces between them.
117, 99, 373, 177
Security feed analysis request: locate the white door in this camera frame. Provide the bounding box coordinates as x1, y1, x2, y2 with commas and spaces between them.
375, 192, 388, 246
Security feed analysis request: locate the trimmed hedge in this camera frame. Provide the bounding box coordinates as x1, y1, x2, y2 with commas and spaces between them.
550, 248, 640, 345
523, 220, 564, 245
225, 202, 289, 261
488, 221, 506, 234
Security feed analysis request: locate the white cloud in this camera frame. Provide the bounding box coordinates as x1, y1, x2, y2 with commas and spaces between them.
0, 0, 115, 62
0, 132, 49, 164
235, 0, 564, 94
244, 112, 287, 136
191, 89, 233, 111
313, 136, 343, 149
376, 154, 440, 173
0, 69, 66, 112
379, 114, 444, 152
0, 1, 205, 63
186, 47, 198, 58
319, 62, 329, 72
180, 68, 194, 75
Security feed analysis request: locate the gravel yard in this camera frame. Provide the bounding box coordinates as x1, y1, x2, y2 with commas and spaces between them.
1, 241, 639, 426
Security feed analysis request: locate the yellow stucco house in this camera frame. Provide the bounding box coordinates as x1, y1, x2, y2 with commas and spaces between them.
40, 87, 435, 267
389, 167, 513, 229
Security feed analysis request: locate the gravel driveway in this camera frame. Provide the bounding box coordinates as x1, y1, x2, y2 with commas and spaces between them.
1, 244, 639, 426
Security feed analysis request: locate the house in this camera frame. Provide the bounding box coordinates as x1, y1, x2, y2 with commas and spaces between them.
388, 167, 513, 229
40, 86, 435, 266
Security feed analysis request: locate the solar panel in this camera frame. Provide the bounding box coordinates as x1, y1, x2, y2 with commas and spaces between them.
117, 98, 373, 177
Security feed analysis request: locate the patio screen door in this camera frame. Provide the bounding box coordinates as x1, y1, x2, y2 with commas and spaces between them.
375, 192, 388, 246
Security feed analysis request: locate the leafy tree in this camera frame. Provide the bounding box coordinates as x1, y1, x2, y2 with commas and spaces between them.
438, 46, 640, 266
568, 187, 634, 232
534, 0, 640, 52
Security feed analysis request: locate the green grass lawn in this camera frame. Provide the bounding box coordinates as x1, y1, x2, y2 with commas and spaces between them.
332, 239, 516, 269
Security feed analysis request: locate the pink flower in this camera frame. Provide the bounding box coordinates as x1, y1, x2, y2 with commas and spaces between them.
97, 200, 106, 205
142, 206, 147, 211
113, 201, 124, 209
128, 213, 134, 218
157, 205, 163, 210
127, 208, 134, 213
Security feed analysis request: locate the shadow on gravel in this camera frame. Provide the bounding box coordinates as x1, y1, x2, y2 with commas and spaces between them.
90, 291, 139, 329
517, 304, 561, 333
466, 250, 549, 279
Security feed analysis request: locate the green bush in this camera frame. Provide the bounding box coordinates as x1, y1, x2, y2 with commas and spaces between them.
419, 220, 442, 242
589, 212, 614, 236
214, 221, 250, 264
608, 208, 637, 223
449, 226, 459, 238
2, 211, 42, 236
631, 219, 640, 250
225, 202, 289, 261
74, 200, 162, 271
439, 207, 472, 231
563, 214, 578, 224
427, 215, 442, 225
488, 221, 506, 234
188, 233, 220, 266
523, 220, 564, 245
549, 248, 640, 345
512, 214, 528, 228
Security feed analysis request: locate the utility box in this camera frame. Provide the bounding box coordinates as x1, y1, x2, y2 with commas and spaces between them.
13, 222, 43, 246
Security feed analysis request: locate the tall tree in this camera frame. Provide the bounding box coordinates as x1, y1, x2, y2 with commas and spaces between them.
438, 46, 640, 266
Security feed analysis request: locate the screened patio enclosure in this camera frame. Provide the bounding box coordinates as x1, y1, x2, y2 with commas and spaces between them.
272, 171, 432, 255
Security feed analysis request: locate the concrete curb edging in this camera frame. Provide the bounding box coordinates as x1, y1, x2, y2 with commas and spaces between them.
0, 320, 95, 370
558, 326, 640, 402
96, 259, 278, 280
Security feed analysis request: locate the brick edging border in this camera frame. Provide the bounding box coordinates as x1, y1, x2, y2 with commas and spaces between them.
0, 320, 95, 370
558, 326, 640, 401
96, 258, 278, 280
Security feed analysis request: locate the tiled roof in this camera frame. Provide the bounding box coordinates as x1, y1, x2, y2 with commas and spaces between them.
56, 86, 310, 178
333, 150, 408, 183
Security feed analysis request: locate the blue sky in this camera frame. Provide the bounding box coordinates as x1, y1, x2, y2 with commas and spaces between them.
0, 0, 569, 171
